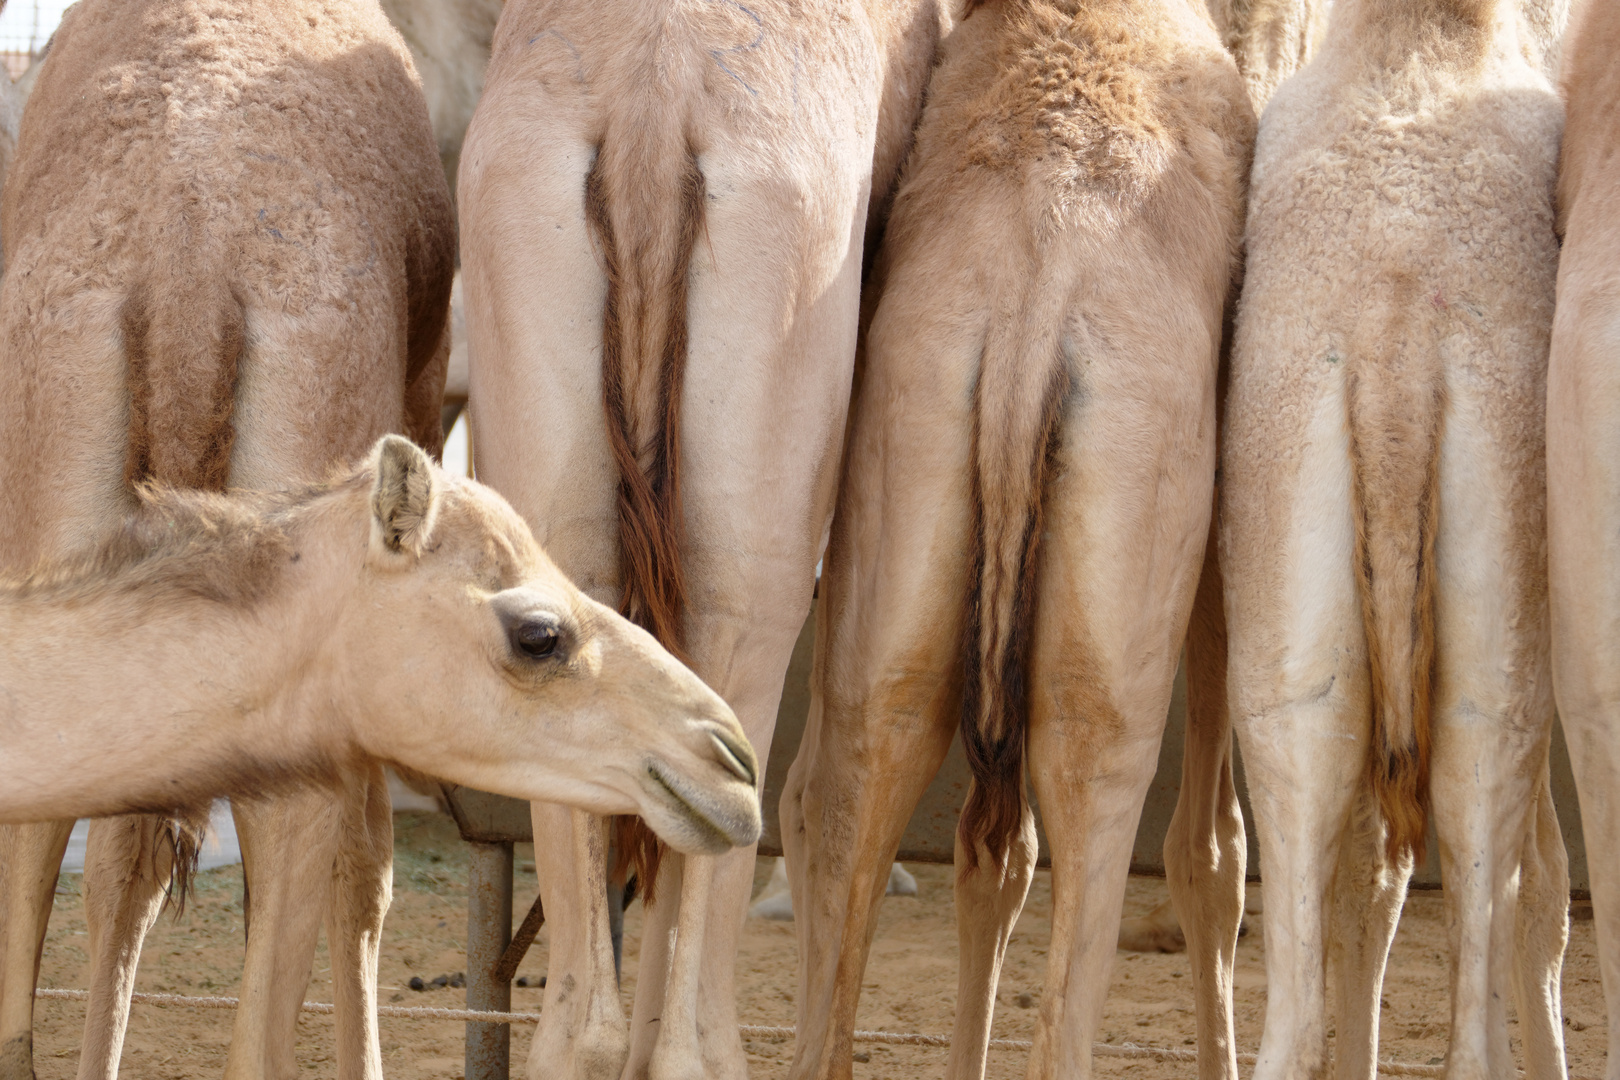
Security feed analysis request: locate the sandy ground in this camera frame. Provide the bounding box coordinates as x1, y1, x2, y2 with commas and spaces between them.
29, 811, 1610, 1079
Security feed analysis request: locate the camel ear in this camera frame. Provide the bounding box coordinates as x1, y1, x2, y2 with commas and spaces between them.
369, 435, 440, 558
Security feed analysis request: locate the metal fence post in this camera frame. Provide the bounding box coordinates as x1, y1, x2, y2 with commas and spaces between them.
466, 839, 514, 1080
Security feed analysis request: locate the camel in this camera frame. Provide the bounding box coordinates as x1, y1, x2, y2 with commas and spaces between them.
0, 436, 762, 844
779, 2, 1255, 1078
377, 0, 503, 201
1548, 2, 1620, 1076
1222, 0, 1569, 1076
0, 1, 458, 1078
457, 1, 948, 1076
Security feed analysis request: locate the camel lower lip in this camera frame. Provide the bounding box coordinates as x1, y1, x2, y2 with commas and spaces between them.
645, 761, 753, 849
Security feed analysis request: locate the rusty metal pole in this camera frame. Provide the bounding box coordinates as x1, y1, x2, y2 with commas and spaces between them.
466, 839, 514, 1080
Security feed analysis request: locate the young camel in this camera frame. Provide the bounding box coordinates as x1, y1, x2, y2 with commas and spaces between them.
458, 2, 947, 1077
1548, 2, 1620, 1076
0, 436, 762, 846
0, 1, 455, 1078
1223, 0, 1569, 1076
780, 2, 1254, 1078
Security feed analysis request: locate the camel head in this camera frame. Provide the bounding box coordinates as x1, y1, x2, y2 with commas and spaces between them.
342, 435, 762, 855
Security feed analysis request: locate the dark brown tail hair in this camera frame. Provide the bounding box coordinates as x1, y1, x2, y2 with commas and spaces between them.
957, 321, 1071, 874
122, 266, 244, 910
1346, 274, 1444, 865
584, 131, 707, 907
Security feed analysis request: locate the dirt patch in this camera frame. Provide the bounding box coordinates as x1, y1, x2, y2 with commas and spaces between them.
29, 812, 1609, 1079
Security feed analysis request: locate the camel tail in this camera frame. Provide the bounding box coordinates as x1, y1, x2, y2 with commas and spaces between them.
957, 312, 1071, 875
121, 273, 245, 494
1346, 278, 1445, 865
584, 122, 706, 907
122, 266, 244, 910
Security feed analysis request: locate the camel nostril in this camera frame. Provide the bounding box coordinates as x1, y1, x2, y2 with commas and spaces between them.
708, 730, 757, 788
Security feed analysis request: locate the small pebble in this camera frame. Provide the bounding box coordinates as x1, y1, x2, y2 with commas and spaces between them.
430, 974, 450, 988
408, 976, 425, 991
449, 972, 466, 989
853, 1052, 870, 1063
1015, 991, 1033, 1008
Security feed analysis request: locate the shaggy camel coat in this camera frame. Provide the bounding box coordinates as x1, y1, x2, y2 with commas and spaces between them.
1549, 3, 1620, 1077
1223, 0, 1568, 1076
458, 2, 947, 1077
780, 2, 1254, 1078
0, 436, 762, 850
0, 3, 452, 1080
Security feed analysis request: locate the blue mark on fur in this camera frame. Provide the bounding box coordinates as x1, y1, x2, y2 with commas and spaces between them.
708, 0, 763, 97
257, 209, 287, 242
529, 28, 586, 83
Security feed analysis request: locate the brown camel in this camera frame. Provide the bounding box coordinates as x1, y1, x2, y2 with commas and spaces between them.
0, 2, 454, 1079
0, 436, 762, 845
1549, 1, 1620, 1076
1222, 0, 1569, 1076
780, 1, 1255, 1078
457, 1, 948, 1076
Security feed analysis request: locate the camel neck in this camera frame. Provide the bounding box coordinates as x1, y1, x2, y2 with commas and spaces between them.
0, 563, 346, 823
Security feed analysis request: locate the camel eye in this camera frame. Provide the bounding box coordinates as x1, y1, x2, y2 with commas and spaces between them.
511, 619, 560, 660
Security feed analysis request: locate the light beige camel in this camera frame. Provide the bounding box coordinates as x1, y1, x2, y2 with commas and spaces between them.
1222, 0, 1569, 1076
1548, 3, 1620, 1078
0, 436, 762, 842
458, 2, 947, 1077
780, 2, 1254, 1078
0, 2, 456, 1079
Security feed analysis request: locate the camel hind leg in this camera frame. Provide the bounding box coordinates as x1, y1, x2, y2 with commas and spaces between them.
76, 812, 206, 1080
0, 822, 74, 1080
224, 791, 336, 1080
1429, 356, 1562, 1080
325, 766, 394, 1080
1161, 519, 1245, 1080
779, 245, 979, 1080
947, 793, 1037, 1080
1326, 788, 1411, 1080
1512, 766, 1569, 1080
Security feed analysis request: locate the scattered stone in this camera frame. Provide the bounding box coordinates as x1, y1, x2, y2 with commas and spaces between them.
1568, 1015, 1589, 1032
516, 975, 546, 988
430, 974, 450, 988
449, 972, 466, 989
409, 977, 425, 991
853, 1052, 870, 1063
1015, 992, 1033, 1008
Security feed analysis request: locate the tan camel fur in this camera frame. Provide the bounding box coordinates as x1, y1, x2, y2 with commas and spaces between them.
458, 2, 948, 1077
779, 2, 1254, 1078
1223, 0, 1569, 1076
1548, 3, 1620, 1077
0, 2, 456, 1079
0, 437, 763, 842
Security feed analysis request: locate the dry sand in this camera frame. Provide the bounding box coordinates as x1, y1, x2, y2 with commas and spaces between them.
28, 811, 1609, 1079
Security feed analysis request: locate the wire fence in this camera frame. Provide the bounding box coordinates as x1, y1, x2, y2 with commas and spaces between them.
0, 0, 64, 80
34, 986, 1589, 1079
